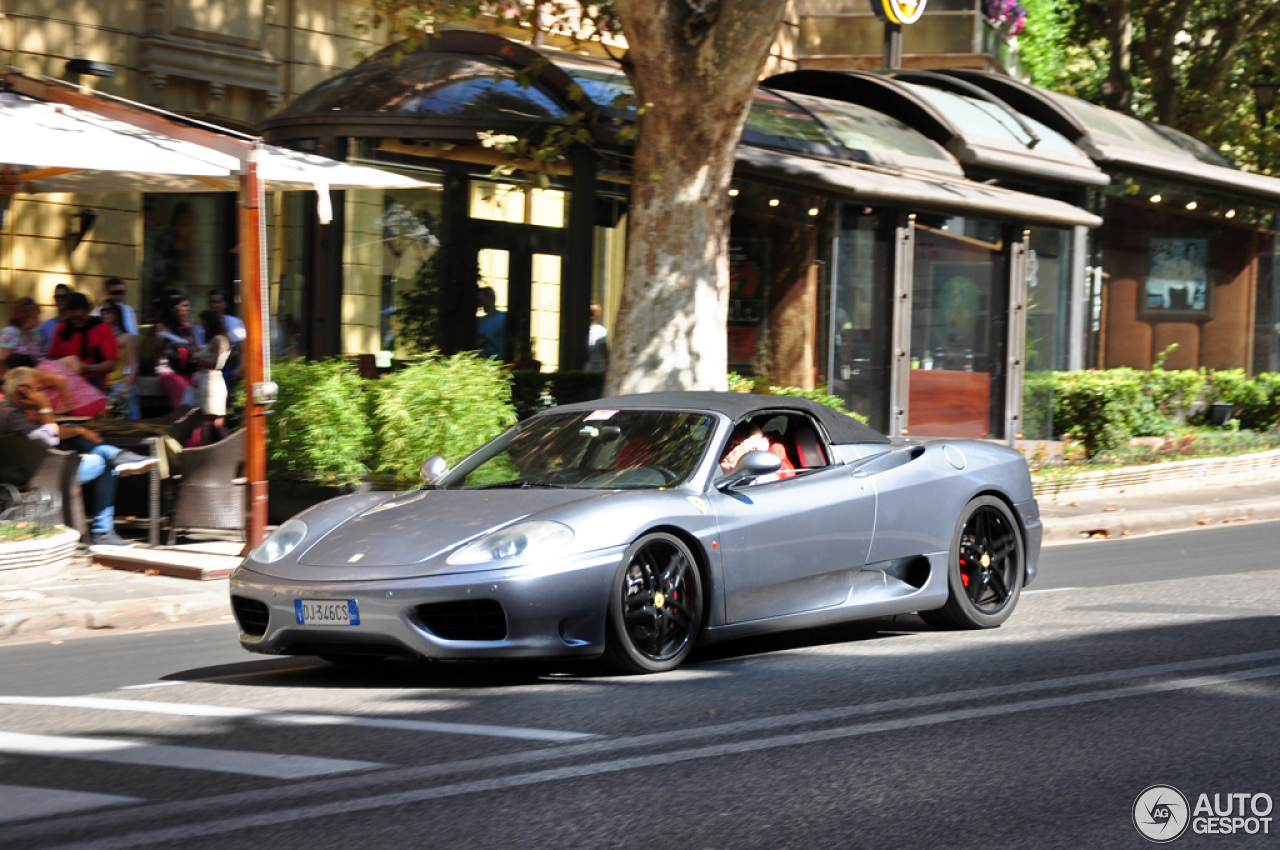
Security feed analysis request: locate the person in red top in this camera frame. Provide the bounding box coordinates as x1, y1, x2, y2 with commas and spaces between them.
45, 292, 118, 392
719, 422, 796, 479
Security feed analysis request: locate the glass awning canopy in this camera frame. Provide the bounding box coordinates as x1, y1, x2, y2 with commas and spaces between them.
270, 42, 962, 177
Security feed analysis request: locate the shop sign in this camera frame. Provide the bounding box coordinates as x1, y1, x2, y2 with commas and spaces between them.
870, 0, 928, 25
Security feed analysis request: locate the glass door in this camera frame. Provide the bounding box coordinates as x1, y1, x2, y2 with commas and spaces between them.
908, 216, 1010, 439
473, 233, 566, 369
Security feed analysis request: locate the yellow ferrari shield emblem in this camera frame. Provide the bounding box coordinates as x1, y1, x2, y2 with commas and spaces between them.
980, 553, 991, 568
653, 592, 665, 608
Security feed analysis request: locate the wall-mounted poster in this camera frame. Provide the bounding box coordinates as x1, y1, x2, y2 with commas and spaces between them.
1144, 237, 1211, 320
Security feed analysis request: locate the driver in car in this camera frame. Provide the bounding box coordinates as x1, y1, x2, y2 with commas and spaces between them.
719, 422, 795, 478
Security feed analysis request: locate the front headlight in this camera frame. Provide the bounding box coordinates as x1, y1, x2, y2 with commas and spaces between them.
446, 520, 574, 566
249, 519, 308, 563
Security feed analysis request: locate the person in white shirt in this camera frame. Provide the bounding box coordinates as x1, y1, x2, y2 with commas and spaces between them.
585, 301, 608, 373
90, 278, 139, 335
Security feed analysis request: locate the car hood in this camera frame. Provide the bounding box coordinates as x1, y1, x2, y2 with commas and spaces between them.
278, 488, 609, 578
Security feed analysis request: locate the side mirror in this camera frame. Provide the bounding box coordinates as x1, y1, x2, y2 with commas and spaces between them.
419, 455, 448, 483
716, 450, 782, 490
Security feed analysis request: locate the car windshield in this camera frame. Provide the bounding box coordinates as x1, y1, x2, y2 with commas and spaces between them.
438, 410, 717, 490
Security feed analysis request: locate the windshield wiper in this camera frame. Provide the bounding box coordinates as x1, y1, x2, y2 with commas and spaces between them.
475, 479, 568, 490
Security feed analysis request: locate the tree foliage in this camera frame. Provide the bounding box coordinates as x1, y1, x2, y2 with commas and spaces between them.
1020, 0, 1280, 171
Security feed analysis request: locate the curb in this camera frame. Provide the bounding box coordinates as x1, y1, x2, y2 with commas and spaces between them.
1042, 499, 1280, 543
0, 593, 232, 642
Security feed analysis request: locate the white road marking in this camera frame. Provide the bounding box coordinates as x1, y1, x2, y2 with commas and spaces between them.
0, 785, 141, 824
8, 647, 1280, 842
117, 682, 183, 691
1023, 587, 1080, 594
32, 664, 1280, 850
0, 696, 596, 742
0, 732, 383, 779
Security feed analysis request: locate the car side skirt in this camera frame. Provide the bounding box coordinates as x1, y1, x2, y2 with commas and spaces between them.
699, 552, 949, 645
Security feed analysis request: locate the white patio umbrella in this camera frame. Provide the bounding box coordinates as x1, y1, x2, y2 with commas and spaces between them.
2, 71, 435, 547
1, 91, 434, 215
0, 91, 234, 184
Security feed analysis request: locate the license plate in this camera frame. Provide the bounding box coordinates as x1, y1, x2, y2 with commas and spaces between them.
295, 599, 360, 626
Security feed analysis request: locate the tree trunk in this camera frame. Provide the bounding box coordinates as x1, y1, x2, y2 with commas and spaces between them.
606, 0, 787, 395
1100, 0, 1133, 113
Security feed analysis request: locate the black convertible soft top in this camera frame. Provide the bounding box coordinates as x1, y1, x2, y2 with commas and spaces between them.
552, 391, 889, 444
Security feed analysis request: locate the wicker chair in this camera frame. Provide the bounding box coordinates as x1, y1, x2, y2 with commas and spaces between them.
159, 404, 203, 448
0, 431, 46, 488
0, 433, 89, 541
168, 428, 246, 544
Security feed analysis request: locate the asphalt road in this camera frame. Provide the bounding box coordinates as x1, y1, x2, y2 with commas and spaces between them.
1, 521, 1277, 849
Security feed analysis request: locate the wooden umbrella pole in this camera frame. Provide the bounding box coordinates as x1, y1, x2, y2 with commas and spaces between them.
239, 146, 270, 551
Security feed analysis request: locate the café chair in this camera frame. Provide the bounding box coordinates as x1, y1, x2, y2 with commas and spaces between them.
0, 432, 88, 541
167, 428, 246, 544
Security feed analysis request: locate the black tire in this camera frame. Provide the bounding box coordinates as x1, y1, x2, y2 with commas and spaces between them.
603, 532, 704, 674
920, 496, 1024, 630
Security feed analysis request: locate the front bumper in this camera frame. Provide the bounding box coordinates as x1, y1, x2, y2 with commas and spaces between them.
230, 546, 625, 660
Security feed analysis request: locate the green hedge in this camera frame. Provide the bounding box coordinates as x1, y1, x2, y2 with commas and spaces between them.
268, 355, 518, 486
372, 353, 518, 485
267, 359, 373, 485
1051, 366, 1280, 458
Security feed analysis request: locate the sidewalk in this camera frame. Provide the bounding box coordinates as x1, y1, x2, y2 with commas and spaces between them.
4, 474, 1280, 644
1038, 475, 1280, 542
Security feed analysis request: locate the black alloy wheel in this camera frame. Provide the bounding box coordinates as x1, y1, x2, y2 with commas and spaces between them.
921, 496, 1024, 629
604, 532, 704, 673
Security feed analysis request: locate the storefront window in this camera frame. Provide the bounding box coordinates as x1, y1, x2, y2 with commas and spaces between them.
142, 193, 235, 319
727, 182, 828, 388
343, 145, 448, 361
470, 181, 567, 227
830, 205, 894, 431
267, 192, 311, 363
1022, 227, 1073, 440
909, 216, 1009, 439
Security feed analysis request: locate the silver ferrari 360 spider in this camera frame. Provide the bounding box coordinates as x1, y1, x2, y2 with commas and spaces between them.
230, 392, 1041, 673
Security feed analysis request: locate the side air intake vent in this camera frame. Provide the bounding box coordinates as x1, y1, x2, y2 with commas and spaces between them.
231, 596, 270, 637
415, 600, 507, 641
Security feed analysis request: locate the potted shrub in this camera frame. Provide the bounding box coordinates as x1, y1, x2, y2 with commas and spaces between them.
372, 353, 518, 487
266, 359, 375, 524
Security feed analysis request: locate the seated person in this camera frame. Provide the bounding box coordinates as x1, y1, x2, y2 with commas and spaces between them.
719, 422, 796, 479
4, 353, 108, 419
0, 367, 157, 547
